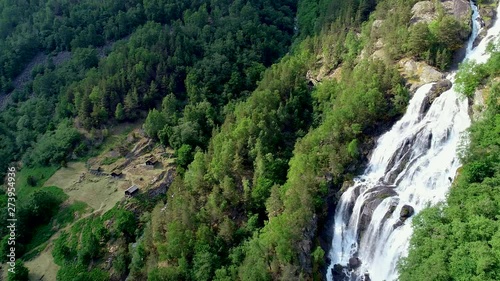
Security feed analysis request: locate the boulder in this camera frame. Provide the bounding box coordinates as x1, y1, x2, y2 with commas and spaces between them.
399, 59, 444, 91
441, 0, 471, 27
420, 63, 444, 84
480, 5, 497, 29
393, 205, 415, 229
428, 79, 452, 103
400, 205, 415, 219
349, 257, 362, 269
393, 219, 405, 229
372, 19, 384, 30
332, 264, 349, 281
383, 136, 415, 185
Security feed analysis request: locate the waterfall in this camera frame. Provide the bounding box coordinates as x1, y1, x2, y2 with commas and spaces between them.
327, 2, 500, 280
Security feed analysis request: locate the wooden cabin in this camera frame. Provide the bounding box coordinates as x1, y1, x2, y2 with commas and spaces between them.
125, 185, 139, 197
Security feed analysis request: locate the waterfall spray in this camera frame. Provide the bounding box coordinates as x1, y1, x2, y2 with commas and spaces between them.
327, 2, 500, 280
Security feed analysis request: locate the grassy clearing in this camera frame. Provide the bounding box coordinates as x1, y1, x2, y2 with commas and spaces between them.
15, 166, 58, 199
44, 162, 125, 213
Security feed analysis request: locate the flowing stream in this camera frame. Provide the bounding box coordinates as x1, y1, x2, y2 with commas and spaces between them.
327, 2, 500, 280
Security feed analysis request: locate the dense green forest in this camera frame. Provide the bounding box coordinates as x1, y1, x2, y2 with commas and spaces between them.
0, 0, 486, 279
399, 47, 500, 281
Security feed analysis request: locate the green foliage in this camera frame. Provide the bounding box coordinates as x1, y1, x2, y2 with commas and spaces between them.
408, 23, 431, 56
57, 265, 109, 281
114, 103, 125, 121
0, 0, 145, 92
7, 260, 29, 281
456, 60, 489, 98
0, 0, 477, 279
347, 139, 360, 158
144, 109, 167, 141
23, 120, 81, 166
115, 209, 137, 239
432, 16, 466, 51
175, 144, 194, 168
53, 206, 138, 279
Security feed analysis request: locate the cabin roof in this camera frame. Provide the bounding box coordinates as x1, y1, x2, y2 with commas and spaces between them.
125, 185, 139, 194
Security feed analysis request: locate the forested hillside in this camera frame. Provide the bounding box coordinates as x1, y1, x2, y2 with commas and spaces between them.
0, 0, 487, 280
0, 0, 299, 176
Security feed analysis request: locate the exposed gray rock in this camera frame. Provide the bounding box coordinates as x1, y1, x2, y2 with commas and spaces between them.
471, 88, 486, 121
393, 220, 405, 229
358, 187, 398, 232
306, 70, 319, 86
349, 257, 362, 269
147, 168, 175, 199
383, 136, 415, 185
383, 201, 399, 220
473, 28, 487, 48
298, 214, 317, 275
420, 64, 445, 83
371, 20, 385, 37
393, 205, 415, 229
411, 1, 436, 24
411, 0, 471, 26
480, 4, 497, 28
331, 264, 349, 281
441, 0, 472, 24
400, 205, 415, 219
428, 79, 452, 103
399, 58, 444, 91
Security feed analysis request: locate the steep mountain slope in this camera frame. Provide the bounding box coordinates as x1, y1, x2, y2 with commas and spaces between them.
0, 0, 494, 280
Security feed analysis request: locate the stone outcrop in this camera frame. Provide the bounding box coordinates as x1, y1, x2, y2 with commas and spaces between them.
399, 58, 444, 91
298, 214, 317, 275
147, 168, 175, 199
400, 204, 415, 219
429, 79, 452, 103
349, 257, 362, 269
471, 87, 486, 120
411, 0, 471, 26
442, 0, 472, 25
474, 3, 498, 47
358, 186, 398, 232
411, 1, 437, 24
393, 204, 415, 229
331, 264, 349, 281
480, 4, 497, 28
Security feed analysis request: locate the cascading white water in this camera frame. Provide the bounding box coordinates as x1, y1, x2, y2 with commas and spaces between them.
327, 2, 500, 281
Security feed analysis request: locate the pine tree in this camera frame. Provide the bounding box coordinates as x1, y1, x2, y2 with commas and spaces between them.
408, 23, 431, 57
115, 103, 125, 121
124, 88, 139, 118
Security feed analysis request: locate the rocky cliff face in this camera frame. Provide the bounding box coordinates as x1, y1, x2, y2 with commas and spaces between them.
411, 0, 471, 26
308, 0, 473, 91
313, 0, 476, 278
